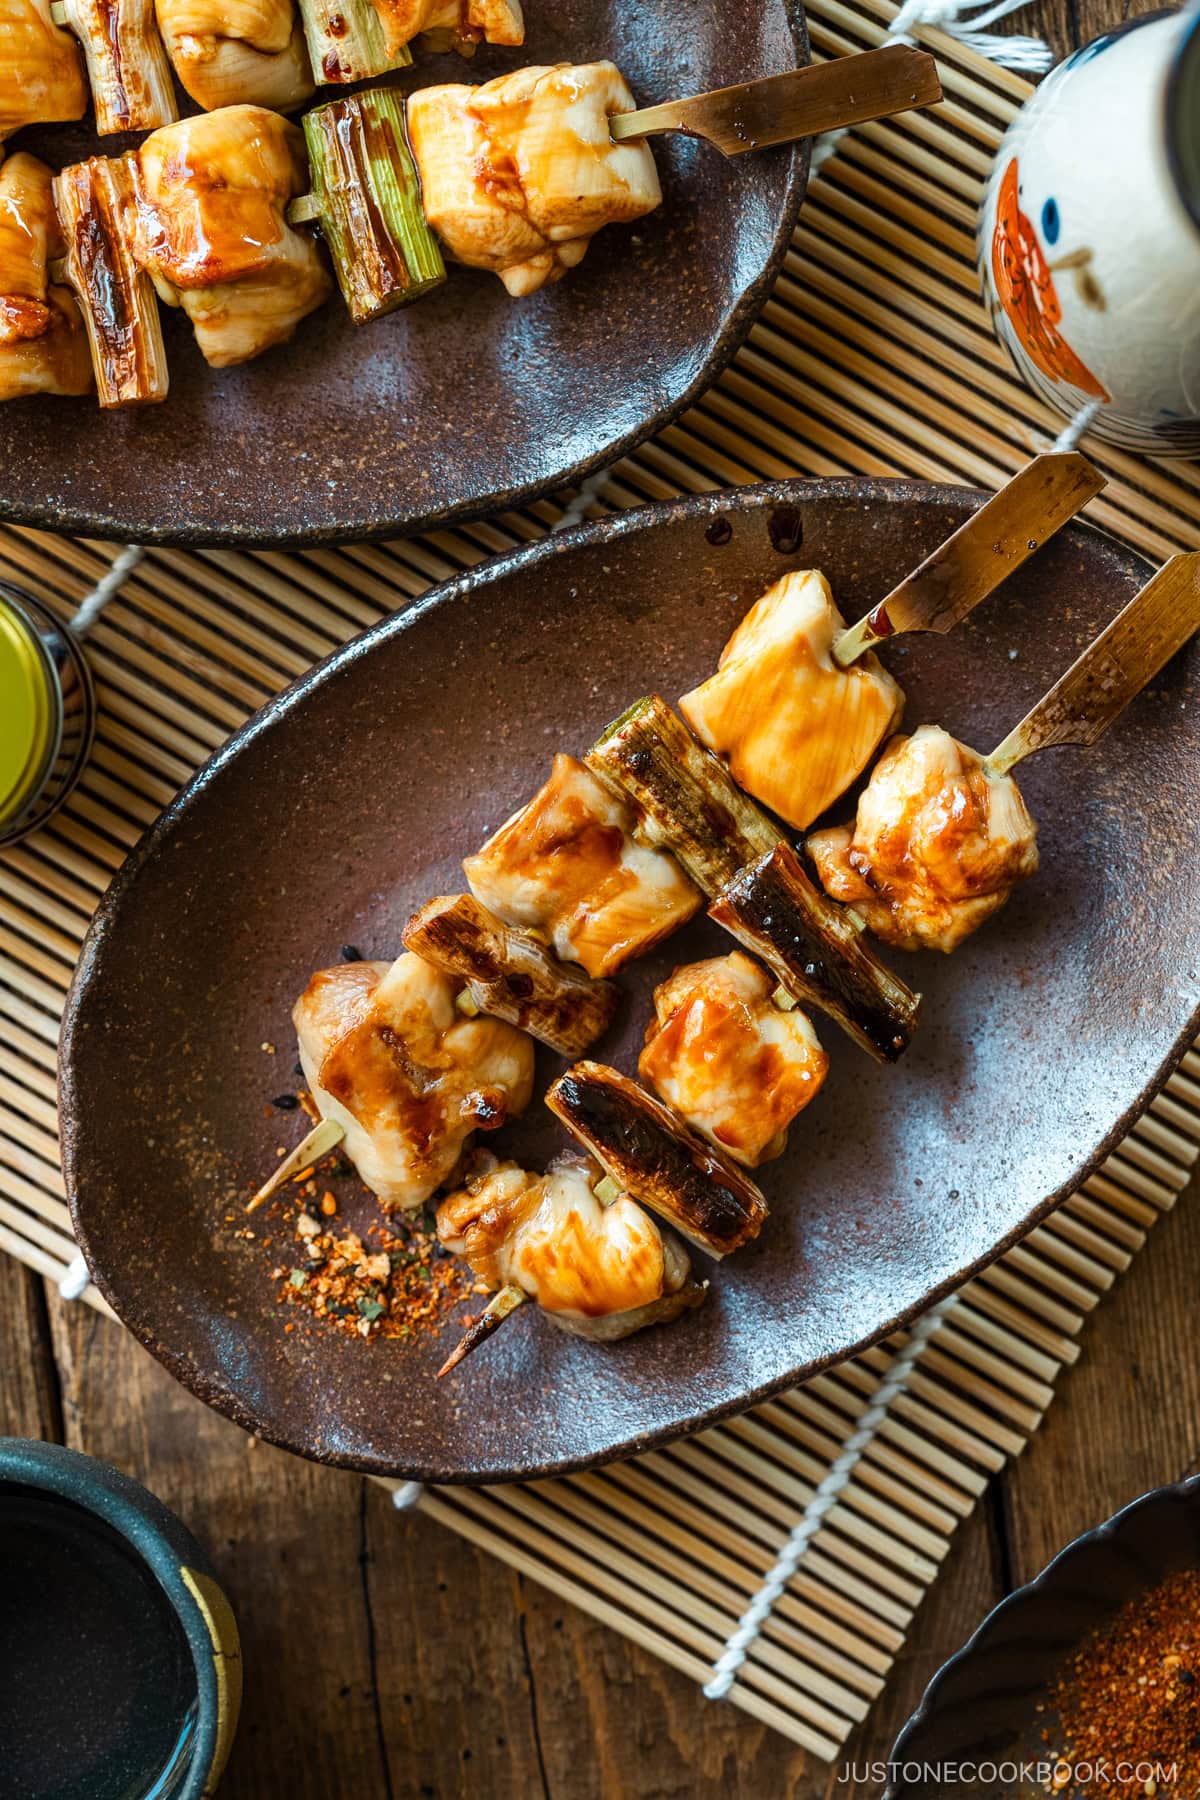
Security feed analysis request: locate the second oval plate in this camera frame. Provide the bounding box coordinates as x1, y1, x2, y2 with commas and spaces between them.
60, 480, 1200, 1482
2, 0, 806, 546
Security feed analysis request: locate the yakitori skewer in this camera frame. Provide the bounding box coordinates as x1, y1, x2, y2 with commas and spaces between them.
807, 554, 1200, 954
35, 47, 942, 407
831, 452, 1107, 668
587, 694, 922, 1060
14, 0, 520, 135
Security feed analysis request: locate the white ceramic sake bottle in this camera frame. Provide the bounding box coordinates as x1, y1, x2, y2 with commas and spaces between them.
978, 6, 1200, 456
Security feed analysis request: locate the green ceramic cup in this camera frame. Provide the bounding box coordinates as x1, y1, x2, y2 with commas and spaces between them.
0, 1439, 242, 1799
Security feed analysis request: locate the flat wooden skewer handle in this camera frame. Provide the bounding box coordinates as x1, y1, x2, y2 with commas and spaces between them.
833, 452, 1106, 667
986, 552, 1200, 775
608, 44, 942, 155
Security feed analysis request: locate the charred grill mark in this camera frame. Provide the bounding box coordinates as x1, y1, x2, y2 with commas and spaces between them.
403, 895, 618, 1058
711, 845, 921, 1064
587, 696, 779, 896
546, 1063, 767, 1258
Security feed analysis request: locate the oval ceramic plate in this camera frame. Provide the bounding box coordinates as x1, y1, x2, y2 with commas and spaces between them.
60, 480, 1200, 1482
0, 1, 806, 547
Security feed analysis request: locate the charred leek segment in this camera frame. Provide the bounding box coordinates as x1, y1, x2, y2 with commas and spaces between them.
710, 844, 922, 1065
52, 157, 168, 408
402, 894, 619, 1058
545, 1063, 768, 1260
51, 0, 176, 133
586, 694, 780, 895
302, 87, 444, 324
298, 0, 410, 89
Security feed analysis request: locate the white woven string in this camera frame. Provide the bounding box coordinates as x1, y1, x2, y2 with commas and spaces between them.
890, 0, 1054, 69
810, 0, 1052, 174
1049, 399, 1102, 453
553, 468, 612, 534
392, 1481, 425, 1511
702, 1293, 960, 1701
67, 543, 143, 639
57, 1251, 91, 1301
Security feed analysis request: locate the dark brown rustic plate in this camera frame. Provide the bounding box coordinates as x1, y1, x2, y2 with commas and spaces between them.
60, 479, 1200, 1483
0, 1, 806, 547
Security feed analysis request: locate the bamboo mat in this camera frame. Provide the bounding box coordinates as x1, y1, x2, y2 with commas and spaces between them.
3, 0, 1200, 1758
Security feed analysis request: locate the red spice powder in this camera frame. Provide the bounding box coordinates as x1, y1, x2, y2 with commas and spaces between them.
1042, 1567, 1200, 1796
244, 1138, 475, 1343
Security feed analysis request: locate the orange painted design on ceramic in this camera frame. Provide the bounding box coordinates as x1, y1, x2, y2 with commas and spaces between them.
991, 158, 1110, 402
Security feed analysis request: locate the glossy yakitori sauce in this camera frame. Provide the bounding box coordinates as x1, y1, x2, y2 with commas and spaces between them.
0, 584, 95, 846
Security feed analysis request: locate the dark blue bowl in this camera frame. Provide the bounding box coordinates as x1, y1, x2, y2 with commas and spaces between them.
886, 1476, 1200, 1798
0, 1438, 241, 1800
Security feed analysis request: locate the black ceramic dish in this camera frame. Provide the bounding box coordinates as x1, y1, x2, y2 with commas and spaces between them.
59, 478, 1200, 1483
0, 1438, 241, 1800
885, 1475, 1200, 1799
0, 0, 807, 547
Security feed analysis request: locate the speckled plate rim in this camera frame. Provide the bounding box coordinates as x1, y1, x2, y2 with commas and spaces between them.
883, 1472, 1200, 1799
59, 477, 1199, 1484
4, 2, 809, 551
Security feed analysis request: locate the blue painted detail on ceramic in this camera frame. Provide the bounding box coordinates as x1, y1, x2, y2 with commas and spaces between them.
1041, 197, 1060, 245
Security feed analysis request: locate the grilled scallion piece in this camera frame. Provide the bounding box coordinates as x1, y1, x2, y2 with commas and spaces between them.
402, 894, 619, 1057
545, 1062, 768, 1259
710, 844, 922, 1063
52, 0, 177, 133
302, 88, 444, 324
298, 0, 410, 89
52, 157, 168, 408
586, 693, 780, 893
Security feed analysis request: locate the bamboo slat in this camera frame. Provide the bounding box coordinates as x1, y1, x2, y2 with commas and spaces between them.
2, 1, 1200, 1757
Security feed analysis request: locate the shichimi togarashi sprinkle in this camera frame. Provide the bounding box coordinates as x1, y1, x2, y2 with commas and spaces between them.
1041, 1566, 1200, 1796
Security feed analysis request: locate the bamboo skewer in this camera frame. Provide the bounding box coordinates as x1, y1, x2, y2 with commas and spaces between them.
437, 1284, 526, 1377
282, 48, 944, 224
608, 45, 942, 153
246, 1116, 344, 1213
832, 452, 1106, 666
987, 554, 1200, 776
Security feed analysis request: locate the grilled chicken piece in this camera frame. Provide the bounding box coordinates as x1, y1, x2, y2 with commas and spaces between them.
128, 106, 331, 367
0, 153, 91, 399
293, 953, 535, 1210
156, 0, 313, 111
464, 753, 701, 980
680, 570, 905, 833
0, 0, 87, 137
438, 1152, 701, 1340
406, 61, 662, 297
370, 0, 521, 57
807, 724, 1040, 954
639, 953, 827, 1169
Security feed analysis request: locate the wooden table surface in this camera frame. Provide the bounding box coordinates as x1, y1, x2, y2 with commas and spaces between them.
4, 1, 1182, 1793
